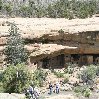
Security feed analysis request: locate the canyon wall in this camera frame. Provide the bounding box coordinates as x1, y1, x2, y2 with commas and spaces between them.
0, 17, 99, 67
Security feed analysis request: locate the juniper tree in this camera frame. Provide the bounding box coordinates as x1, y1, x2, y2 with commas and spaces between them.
2, 63, 32, 93
4, 23, 28, 66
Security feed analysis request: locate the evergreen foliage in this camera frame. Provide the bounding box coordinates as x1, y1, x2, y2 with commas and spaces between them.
53, 70, 64, 78
2, 63, 32, 93
4, 23, 28, 65
79, 65, 96, 85
3, 3, 12, 16
74, 85, 91, 98
0, 0, 98, 18
33, 68, 47, 87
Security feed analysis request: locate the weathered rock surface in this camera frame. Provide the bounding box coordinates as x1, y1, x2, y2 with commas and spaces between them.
0, 17, 99, 66
0, 17, 98, 51
0, 17, 99, 41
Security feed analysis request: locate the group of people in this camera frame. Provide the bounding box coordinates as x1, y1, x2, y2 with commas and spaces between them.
25, 81, 60, 98
26, 85, 40, 99
49, 82, 60, 95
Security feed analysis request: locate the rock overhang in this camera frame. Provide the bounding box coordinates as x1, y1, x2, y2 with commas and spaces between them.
0, 17, 98, 55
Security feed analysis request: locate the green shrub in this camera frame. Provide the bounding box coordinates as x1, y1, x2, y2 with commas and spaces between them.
19, 5, 30, 17
63, 77, 69, 84
64, 63, 75, 74
65, 67, 74, 74
33, 69, 47, 87
0, 70, 4, 92
53, 71, 64, 78
79, 65, 96, 85
2, 63, 32, 93
0, 82, 4, 92
0, 70, 3, 81
83, 88, 91, 98
74, 86, 82, 93
74, 86, 91, 98
3, 3, 12, 15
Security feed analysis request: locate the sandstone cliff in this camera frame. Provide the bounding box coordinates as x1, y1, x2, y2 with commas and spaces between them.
0, 17, 99, 66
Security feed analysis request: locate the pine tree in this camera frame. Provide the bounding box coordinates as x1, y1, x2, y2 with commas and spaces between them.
4, 23, 28, 66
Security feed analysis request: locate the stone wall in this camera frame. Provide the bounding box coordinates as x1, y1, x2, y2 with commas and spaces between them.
38, 54, 65, 69
30, 54, 99, 69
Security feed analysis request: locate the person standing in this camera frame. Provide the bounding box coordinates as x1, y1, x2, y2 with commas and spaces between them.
34, 87, 40, 99
29, 85, 34, 99
56, 82, 60, 94
49, 82, 53, 95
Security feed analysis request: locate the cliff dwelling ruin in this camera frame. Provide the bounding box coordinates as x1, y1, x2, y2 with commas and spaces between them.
0, 17, 99, 69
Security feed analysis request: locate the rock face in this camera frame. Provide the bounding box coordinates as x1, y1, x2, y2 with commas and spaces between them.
0, 17, 99, 68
